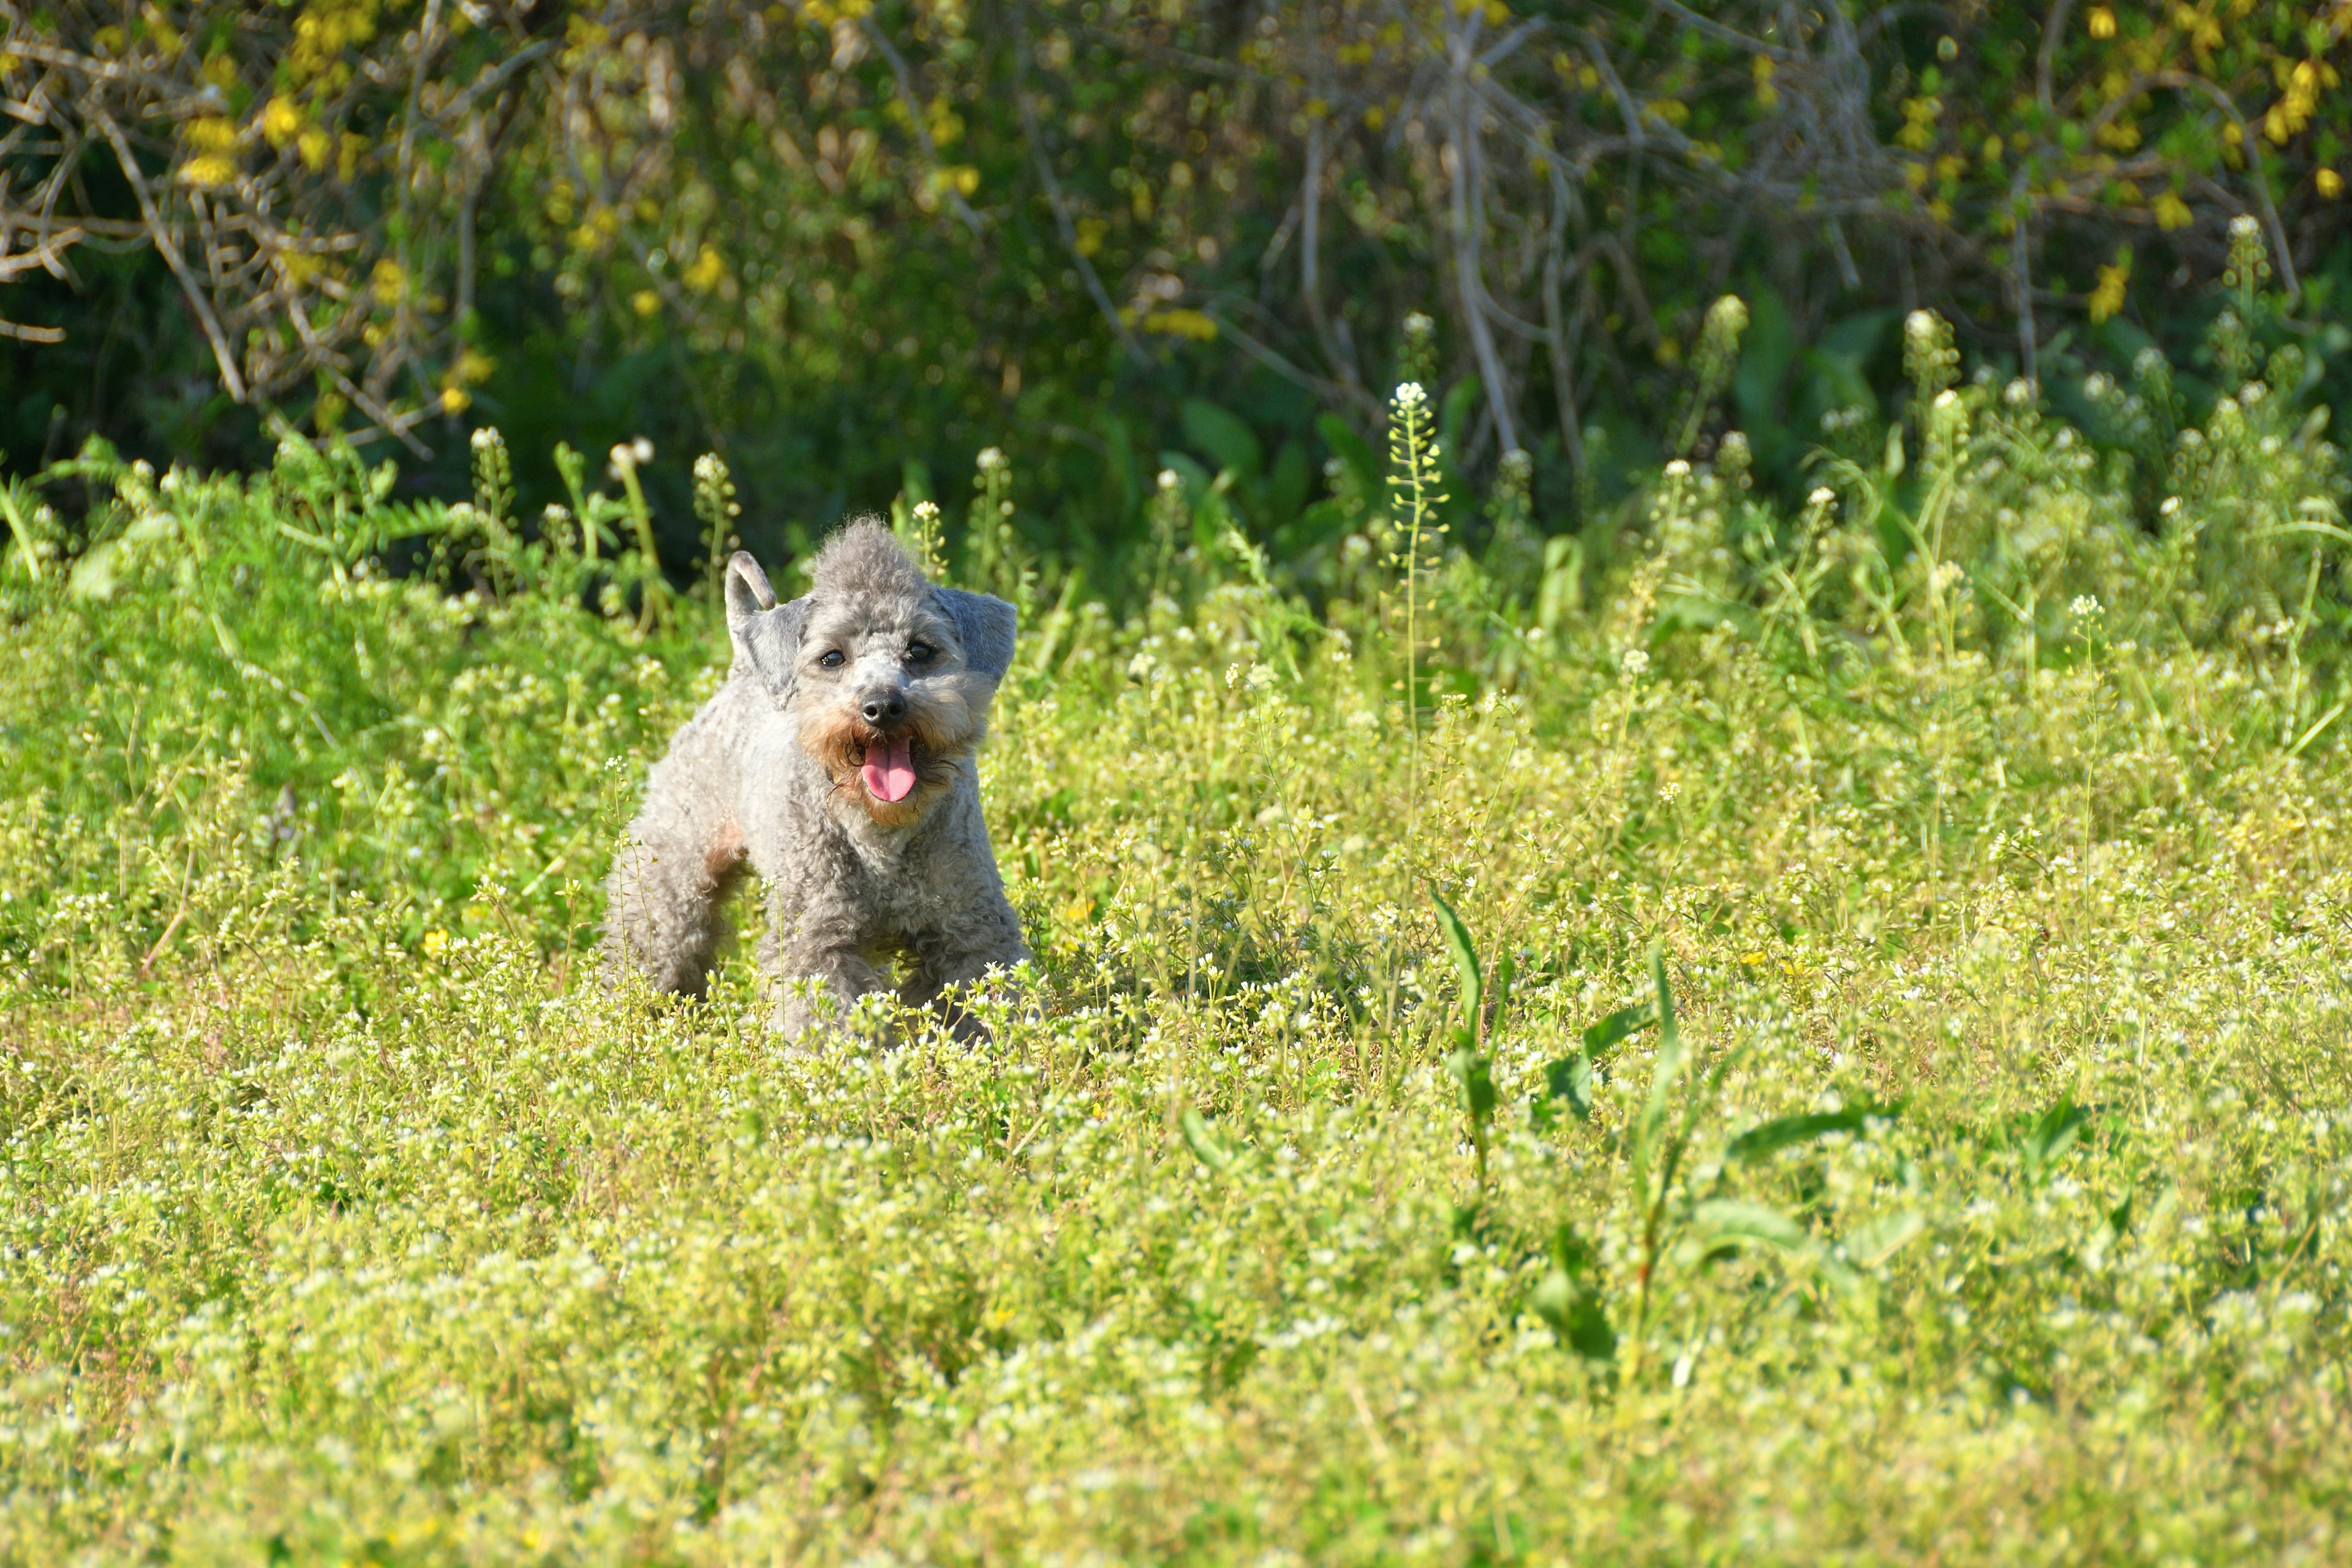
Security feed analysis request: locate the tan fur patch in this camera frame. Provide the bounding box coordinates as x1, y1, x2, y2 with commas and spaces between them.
703, 817, 745, 883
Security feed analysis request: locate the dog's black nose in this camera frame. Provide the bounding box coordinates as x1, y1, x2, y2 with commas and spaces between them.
861, 693, 907, 725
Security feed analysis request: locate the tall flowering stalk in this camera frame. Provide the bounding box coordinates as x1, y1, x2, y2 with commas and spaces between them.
897, 499, 948, 582
693, 453, 741, 600
1386, 380, 1448, 826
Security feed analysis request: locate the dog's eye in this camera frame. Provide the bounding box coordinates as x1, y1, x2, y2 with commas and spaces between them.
818, 649, 846, 669
907, 642, 933, 662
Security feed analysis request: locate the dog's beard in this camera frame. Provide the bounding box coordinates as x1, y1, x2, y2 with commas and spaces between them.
796, 676, 991, 826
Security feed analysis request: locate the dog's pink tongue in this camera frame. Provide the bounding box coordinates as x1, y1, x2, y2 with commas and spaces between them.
862, 734, 918, 802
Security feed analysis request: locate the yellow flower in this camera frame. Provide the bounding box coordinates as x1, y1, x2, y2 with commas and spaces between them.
1141, 309, 1218, 342
682, 244, 726, 292
178, 155, 236, 189
1898, 95, 1941, 152
2089, 252, 2131, 323
631, 289, 661, 317
183, 117, 239, 154
2088, 5, 2116, 37
2320, 168, 2343, 198
2152, 192, 2193, 230
439, 387, 470, 414
262, 97, 304, 148
370, 258, 405, 305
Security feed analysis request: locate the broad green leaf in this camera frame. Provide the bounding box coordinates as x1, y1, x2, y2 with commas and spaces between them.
1841, 1210, 1926, 1267
1446, 1048, 1496, 1125
1685, 1198, 1810, 1253
1550, 1223, 1598, 1277
1631, 946, 1685, 1190
1654, 944, 1679, 1059
1726, 1102, 1898, 1163
1531, 1267, 1616, 1360
1673, 1199, 1855, 1287
2024, 1098, 2087, 1171
1429, 888, 1482, 1030
1182, 397, 1262, 480
1544, 1052, 1596, 1120
1179, 1108, 1234, 1174
1581, 1003, 1655, 1060
1316, 410, 1381, 492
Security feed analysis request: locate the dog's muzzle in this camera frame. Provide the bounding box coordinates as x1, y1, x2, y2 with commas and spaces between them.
854, 688, 918, 802
861, 731, 918, 802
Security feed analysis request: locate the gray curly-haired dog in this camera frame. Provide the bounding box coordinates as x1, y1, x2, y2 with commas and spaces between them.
603, 519, 1030, 1037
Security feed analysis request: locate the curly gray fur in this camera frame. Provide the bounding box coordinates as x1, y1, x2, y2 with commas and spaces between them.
603, 518, 1030, 1038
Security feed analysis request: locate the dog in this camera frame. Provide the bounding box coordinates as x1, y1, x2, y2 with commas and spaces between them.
603, 518, 1030, 1038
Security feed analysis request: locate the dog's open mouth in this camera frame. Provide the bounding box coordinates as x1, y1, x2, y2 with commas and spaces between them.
859, 734, 919, 802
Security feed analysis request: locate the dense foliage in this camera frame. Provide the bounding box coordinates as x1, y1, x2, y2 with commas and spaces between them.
4, 265, 2352, 1556
7, 0, 2352, 554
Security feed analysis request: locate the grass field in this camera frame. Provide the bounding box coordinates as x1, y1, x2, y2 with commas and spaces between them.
4, 369, 2351, 1563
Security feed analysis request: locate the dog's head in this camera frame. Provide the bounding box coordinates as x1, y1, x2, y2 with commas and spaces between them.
726, 519, 1016, 828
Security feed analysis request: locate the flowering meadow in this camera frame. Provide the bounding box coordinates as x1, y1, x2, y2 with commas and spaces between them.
5, 300, 2352, 1562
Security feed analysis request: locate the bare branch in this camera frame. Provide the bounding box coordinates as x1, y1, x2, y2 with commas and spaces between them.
861, 17, 988, 241
1014, 21, 1148, 369
88, 108, 248, 404
1640, 0, 1796, 61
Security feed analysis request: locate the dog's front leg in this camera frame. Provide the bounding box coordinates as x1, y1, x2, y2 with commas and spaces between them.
760, 894, 892, 1041
900, 922, 1033, 1041
766, 943, 894, 1041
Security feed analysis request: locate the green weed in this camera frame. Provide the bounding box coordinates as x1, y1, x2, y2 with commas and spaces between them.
2, 350, 2351, 1561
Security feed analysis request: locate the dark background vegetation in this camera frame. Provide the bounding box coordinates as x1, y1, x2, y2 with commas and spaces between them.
6, 0, 2351, 586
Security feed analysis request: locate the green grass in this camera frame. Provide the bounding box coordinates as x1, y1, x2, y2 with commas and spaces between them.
3, 373, 2351, 1564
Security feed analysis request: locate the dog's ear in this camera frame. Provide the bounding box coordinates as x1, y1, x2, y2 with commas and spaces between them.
732, 596, 808, 697
935, 587, 1017, 683
727, 554, 807, 696
726, 551, 778, 622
